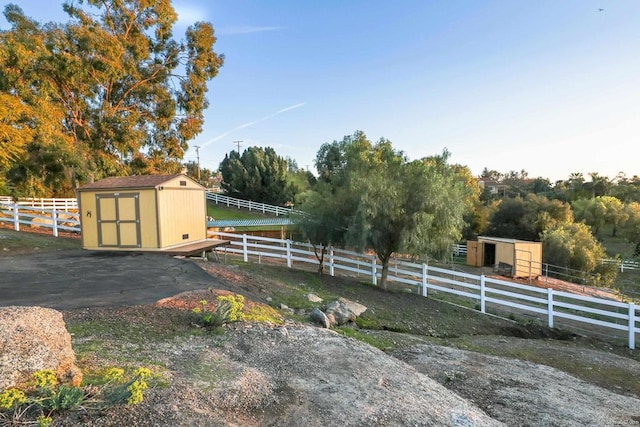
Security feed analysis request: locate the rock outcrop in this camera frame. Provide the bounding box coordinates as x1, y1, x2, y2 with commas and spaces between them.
0, 306, 82, 390
309, 298, 368, 328
325, 297, 367, 326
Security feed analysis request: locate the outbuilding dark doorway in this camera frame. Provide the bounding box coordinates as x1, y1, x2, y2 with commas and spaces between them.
483, 242, 496, 267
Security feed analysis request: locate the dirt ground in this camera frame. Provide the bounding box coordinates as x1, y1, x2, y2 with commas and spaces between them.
53, 260, 640, 426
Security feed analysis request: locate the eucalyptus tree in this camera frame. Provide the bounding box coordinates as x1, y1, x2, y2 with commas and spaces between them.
0, 1, 223, 194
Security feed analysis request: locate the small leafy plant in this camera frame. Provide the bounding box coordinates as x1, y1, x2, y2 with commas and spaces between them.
192, 294, 246, 327
0, 367, 158, 425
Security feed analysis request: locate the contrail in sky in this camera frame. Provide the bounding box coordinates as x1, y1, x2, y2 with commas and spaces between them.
200, 102, 306, 149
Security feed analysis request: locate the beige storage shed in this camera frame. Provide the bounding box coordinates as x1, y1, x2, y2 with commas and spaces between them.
467, 236, 542, 279
77, 174, 208, 251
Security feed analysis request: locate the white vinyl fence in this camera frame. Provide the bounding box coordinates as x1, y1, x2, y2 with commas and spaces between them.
209, 230, 639, 349
0, 203, 80, 237
2, 196, 638, 349
602, 258, 640, 272
205, 192, 300, 216
0, 196, 78, 211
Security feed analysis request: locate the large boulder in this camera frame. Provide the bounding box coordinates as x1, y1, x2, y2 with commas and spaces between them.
310, 308, 331, 328
0, 306, 82, 390
325, 297, 368, 326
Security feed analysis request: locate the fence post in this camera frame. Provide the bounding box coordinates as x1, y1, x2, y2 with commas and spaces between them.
629, 302, 636, 350
480, 275, 486, 313
13, 204, 19, 231
547, 288, 554, 328
371, 255, 377, 286
52, 209, 58, 238
286, 239, 292, 268
242, 234, 248, 263
329, 247, 335, 276
421, 263, 428, 297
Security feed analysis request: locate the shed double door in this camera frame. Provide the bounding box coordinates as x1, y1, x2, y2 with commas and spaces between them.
96, 192, 141, 248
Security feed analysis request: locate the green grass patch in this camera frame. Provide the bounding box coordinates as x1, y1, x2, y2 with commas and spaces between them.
335, 327, 398, 350
207, 204, 272, 220
207, 203, 292, 232
0, 228, 80, 255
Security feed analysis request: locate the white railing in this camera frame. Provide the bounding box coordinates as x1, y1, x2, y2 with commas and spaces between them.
453, 243, 467, 256
602, 258, 640, 272
0, 196, 78, 212
205, 192, 301, 217
3, 195, 638, 349
209, 230, 639, 349
0, 203, 81, 237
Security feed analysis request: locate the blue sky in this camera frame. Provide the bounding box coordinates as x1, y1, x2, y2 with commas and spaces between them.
2, 1, 639, 182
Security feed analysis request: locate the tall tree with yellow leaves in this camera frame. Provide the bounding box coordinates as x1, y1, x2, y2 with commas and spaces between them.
0, 1, 223, 195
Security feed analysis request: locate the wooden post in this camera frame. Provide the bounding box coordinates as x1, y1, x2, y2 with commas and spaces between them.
286, 239, 292, 268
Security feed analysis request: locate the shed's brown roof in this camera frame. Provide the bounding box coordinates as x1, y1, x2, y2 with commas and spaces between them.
77, 174, 189, 191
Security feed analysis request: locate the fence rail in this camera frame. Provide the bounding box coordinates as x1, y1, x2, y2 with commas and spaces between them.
2, 196, 638, 349
208, 230, 638, 349
0, 203, 80, 237
0, 196, 78, 211
205, 192, 302, 217
602, 258, 640, 272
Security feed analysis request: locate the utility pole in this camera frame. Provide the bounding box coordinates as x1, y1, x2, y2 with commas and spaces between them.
194, 145, 201, 181
233, 140, 243, 153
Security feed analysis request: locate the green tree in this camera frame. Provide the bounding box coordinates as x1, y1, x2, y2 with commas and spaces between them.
183, 161, 214, 186
219, 147, 293, 205
1, 1, 223, 193
611, 173, 640, 203
451, 164, 483, 240
295, 183, 348, 274
599, 196, 627, 237
485, 194, 572, 241
567, 172, 587, 200
525, 177, 553, 195
622, 202, 640, 257
586, 172, 613, 198
344, 140, 468, 289
572, 196, 626, 237
485, 198, 530, 239
542, 222, 616, 287
284, 157, 316, 201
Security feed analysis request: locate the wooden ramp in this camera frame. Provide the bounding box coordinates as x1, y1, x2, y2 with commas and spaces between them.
86, 239, 231, 260
158, 239, 230, 258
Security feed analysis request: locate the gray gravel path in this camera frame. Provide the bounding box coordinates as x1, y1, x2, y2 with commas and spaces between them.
0, 250, 217, 309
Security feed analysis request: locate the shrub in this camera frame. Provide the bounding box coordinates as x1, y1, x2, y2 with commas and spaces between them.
192, 294, 246, 327
0, 367, 157, 425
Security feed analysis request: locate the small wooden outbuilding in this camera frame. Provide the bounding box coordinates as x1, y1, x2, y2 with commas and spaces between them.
77, 174, 208, 251
467, 236, 542, 279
